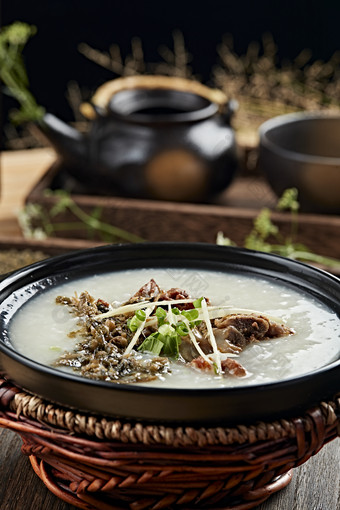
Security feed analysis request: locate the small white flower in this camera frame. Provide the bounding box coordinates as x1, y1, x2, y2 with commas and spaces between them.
31, 228, 48, 240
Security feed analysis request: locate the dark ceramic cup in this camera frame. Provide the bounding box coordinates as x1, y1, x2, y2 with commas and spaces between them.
259, 112, 340, 214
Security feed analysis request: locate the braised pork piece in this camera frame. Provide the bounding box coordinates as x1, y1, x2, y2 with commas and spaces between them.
54, 279, 293, 383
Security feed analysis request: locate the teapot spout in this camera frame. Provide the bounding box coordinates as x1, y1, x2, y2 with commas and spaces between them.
38, 113, 86, 165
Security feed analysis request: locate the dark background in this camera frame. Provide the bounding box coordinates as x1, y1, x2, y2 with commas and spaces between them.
2, 0, 340, 122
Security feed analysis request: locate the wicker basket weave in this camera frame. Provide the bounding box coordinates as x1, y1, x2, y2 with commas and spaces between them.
0, 378, 339, 510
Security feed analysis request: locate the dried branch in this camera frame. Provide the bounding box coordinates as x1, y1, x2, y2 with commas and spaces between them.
155, 30, 193, 78
78, 31, 193, 79
65, 80, 87, 122
214, 32, 340, 111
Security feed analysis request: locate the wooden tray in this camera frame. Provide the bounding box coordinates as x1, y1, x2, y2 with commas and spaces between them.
0, 236, 102, 256
25, 162, 340, 259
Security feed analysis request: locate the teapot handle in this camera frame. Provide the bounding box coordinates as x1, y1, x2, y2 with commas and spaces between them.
80, 75, 229, 119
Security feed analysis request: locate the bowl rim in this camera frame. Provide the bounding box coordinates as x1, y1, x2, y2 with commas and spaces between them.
259, 111, 340, 165
0, 242, 339, 424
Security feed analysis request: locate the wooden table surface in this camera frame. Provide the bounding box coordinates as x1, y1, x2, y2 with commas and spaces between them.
0, 148, 56, 237
0, 149, 339, 510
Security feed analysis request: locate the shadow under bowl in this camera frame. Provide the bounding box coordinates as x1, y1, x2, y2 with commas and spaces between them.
259, 112, 340, 214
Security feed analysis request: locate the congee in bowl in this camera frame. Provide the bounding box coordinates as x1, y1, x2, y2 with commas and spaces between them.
0, 243, 339, 424
9, 268, 339, 388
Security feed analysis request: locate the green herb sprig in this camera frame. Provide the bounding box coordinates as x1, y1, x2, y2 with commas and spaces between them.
19, 189, 144, 244
217, 188, 340, 271
0, 22, 45, 124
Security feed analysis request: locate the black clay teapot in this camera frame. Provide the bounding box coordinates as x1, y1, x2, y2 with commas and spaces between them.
40, 76, 239, 202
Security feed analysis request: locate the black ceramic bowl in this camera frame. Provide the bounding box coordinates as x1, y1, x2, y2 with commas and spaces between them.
259, 112, 340, 214
0, 243, 339, 426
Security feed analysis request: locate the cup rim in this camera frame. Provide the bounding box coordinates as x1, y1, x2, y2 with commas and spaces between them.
259, 111, 340, 165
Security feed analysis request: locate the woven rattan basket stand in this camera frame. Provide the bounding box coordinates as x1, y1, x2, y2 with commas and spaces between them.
0, 378, 339, 510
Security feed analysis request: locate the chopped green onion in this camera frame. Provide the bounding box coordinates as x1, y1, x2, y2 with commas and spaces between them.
172, 307, 180, 315
138, 324, 181, 358
161, 334, 181, 358
155, 306, 167, 325
128, 309, 148, 331
138, 333, 164, 355
135, 309, 146, 321
181, 309, 199, 322
193, 297, 203, 308
158, 323, 176, 337
176, 322, 189, 337
128, 314, 144, 332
